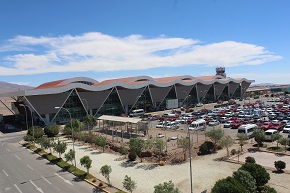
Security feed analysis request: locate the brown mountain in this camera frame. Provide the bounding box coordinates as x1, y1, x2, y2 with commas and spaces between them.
0, 81, 33, 94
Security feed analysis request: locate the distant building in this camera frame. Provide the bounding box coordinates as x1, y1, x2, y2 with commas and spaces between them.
0, 74, 254, 125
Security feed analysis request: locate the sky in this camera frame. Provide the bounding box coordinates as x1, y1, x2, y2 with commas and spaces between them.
0, 0, 289, 87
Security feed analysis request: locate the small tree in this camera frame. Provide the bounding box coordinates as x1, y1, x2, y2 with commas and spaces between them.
44, 124, 60, 137
271, 133, 282, 147
154, 180, 180, 193
233, 170, 256, 193
41, 137, 54, 153
123, 175, 137, 193
212, 176, 246, 193
205, 129, 224, 150
63, 118, 81, 136
153, 138, 166, 161
245, 156, 256, 164
236, 133, 248, 151
239, 163, 270, 187
177, 137, 191, 160
28, 126, 44, 139
100, 165, 112, 185
64, 149, 75, 165
129, 138, 145, 162
96, 135, 107, 152
274, 160, 286, 172
80, 155, 92, 174
53, 140, 67, 158
278, 137, 289, 152
253, 129, 265, 149
82, 114, 97, 130
220, 135, 235, 157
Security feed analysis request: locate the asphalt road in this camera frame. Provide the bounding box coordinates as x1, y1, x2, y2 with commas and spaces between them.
0, 132, 95, 193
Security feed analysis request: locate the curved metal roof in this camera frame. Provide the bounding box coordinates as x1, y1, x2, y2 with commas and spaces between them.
0, 75, 254, 97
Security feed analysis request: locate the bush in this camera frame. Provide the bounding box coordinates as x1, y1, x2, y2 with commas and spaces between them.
44, 124, 59, 137
212, 176, 246, 193
159, 161, 165, 166
245, 156, 256, 164
274, 160, 286, 172
239, 163, 270, 187
199, 141, 215, 155
128, 151, 137, 161
231, 149, 237, 155
262, 185, 277, 193
99, 181, 104, 187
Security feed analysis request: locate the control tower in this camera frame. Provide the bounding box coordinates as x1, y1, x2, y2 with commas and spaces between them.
216, 67, 226, 78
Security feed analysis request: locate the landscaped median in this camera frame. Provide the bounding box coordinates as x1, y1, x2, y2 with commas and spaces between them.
20, 141, 125, 193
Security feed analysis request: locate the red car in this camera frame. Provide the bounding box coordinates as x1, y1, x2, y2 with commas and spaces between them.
270, 122, 282, 131
261, 122, 272, 131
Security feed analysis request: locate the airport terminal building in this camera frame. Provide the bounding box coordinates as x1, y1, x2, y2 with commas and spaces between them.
0, 68, 254, 125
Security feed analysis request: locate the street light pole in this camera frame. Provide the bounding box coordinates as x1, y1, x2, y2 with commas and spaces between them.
20, 104, 34, 145
186, 122, 193, 193
55, 107, 77, 170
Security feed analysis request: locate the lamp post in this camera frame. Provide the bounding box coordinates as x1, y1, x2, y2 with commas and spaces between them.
20, 104, 34, 145
186, 122, 193, 193
82, 99, 89, 115
55, 106, 77, 170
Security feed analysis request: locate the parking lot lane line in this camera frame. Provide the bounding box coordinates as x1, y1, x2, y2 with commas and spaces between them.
27, 164, 34, 170
14, 184, 23, 193
15, 154, 21, 160
3, 169, 9, 176
41, 176, 52, 184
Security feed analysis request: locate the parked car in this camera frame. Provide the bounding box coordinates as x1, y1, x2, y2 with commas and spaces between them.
208, 120, 220, 126
283, 124, 290, 133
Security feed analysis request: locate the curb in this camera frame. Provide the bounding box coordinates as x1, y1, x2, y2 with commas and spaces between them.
84, 179, 111, 193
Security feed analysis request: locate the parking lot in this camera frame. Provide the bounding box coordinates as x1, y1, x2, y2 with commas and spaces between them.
145, 96, 290, 150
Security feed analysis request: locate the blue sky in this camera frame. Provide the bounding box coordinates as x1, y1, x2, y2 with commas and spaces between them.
0, 0, 289, 87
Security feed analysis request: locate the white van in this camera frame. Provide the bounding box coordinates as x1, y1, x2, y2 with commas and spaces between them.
189, 119, 206, 131
237, 124, 257, 138
129, 109, 145, 117
265, 129, 279, 141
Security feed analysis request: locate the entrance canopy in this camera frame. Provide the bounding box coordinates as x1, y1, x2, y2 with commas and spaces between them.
97, 115, 142, 124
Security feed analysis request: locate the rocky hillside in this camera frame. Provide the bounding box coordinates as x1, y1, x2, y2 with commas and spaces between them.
0, 81, 33, 94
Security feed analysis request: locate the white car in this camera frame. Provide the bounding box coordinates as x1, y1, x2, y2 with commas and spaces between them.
283, 125, 290, 133
208, 120, 220, 126
170, 136, 178, 140
157, 134, 165, 138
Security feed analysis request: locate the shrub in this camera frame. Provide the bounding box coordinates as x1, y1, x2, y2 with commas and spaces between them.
99, 181, 104, 187
239, 163, 270, 187
245, 156, 256, 164
212, 176, 246, 193
274, 160, 286, 172
231, 149, 237, 155
92, 178, 97, 182
262, 185, 277, 193
159, 161, 165, 166
199, 141, 215, 155
128, 151, 137, 161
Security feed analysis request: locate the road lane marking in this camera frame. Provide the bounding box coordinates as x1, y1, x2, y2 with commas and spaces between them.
14, 184, 23, 193
41, 176, 52, 184
27, 164, 34, 170
6, 148, 10, 152
15, 155, 21, 160
55, 173, 74, 186
3, 170, 9, 176
30, 180, 44, 193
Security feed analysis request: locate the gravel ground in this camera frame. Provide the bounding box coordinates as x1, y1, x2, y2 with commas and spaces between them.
57, 137, 290, 193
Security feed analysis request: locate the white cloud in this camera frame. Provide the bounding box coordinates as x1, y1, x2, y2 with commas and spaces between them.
0, 32, 282, 75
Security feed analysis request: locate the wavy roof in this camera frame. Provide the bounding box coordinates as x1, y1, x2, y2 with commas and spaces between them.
0, 75, 254, 97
